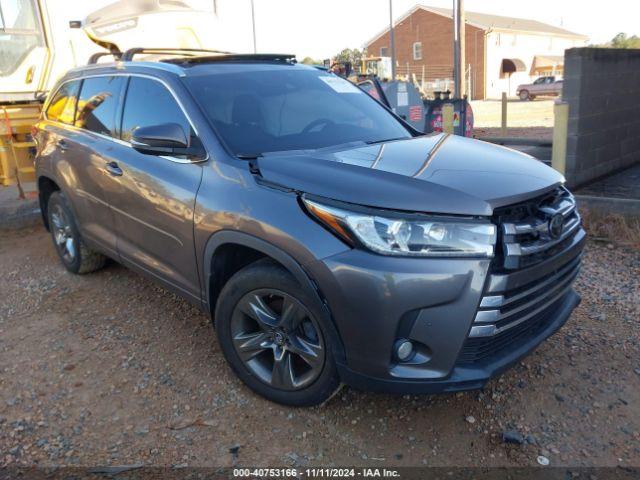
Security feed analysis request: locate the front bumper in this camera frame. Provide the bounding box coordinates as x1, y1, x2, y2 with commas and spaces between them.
306, 226, 585, 394
336, 290, 580, 394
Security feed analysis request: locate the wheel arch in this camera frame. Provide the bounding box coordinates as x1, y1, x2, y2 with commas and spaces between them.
37, 175, 61, 230
202, 230, 346, 363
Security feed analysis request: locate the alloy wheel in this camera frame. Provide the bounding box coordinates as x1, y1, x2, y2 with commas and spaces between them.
230, 289, 325, 391
50, 204, 76, 263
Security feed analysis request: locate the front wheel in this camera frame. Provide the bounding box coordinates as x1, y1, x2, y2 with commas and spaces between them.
47, 191, 107, 274
215, 260, 340, 406
519, 90, 530, 101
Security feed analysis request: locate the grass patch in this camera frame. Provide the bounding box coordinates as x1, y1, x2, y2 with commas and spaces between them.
581, 208, 640, 249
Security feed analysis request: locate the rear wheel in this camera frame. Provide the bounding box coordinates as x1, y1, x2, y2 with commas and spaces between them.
215, 260, 340, 406
519, 90, 530, 101
47, 191, 106, 274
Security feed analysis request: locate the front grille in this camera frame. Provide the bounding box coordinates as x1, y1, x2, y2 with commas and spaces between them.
494, 186, 581, 270
456, 186, 585, 364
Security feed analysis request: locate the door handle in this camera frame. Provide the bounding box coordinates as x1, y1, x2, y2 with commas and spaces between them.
57, 139, 69, 151
105, 161, 123, 176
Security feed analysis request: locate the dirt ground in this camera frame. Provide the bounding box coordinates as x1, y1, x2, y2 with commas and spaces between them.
473, 126, 553, 141
471, 99, 555, 129
0, 226, 639, 468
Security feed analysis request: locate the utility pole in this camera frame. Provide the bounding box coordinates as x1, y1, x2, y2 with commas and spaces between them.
250, 0, 257, 53
453, 0, 466, 97
389, 0, 396, 81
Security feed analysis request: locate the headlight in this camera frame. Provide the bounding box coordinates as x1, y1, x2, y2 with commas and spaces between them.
303, 198, 496, 257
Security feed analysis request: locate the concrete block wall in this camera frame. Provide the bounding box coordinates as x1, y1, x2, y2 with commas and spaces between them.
562, 47, 640, 188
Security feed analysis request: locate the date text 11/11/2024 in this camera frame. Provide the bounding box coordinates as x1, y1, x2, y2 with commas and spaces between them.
233, 468, 401, 478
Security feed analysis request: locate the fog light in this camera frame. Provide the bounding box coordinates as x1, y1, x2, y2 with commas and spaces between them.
395, 339, 414, 362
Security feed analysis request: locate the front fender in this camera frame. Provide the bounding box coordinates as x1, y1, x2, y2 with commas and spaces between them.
201, 229, 347, 365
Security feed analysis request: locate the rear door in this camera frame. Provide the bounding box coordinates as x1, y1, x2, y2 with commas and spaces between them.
106, 76, 204, 302
70, 75, 127, 256
541, 77, 555, 94
45, 77, 122, 256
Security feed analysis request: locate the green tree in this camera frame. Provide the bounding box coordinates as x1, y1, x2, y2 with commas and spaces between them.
333, 48, 364, 65
605, 32, 640, 48
300, 56, 321, 65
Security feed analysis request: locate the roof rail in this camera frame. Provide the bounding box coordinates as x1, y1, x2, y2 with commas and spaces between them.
121, 48, 233, 62
88, 51, 122, 64
163, 53, 297, 66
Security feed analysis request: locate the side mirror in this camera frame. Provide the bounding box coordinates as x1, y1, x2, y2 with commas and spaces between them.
131, 123, 204, 159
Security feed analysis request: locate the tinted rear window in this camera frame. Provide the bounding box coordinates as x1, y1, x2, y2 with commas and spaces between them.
46, 80, 80, 125
75, 76, 125, 136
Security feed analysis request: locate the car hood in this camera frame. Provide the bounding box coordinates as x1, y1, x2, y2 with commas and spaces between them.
255, 133, 564, 216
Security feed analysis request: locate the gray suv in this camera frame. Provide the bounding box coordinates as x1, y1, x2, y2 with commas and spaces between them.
35, 51, 585, 406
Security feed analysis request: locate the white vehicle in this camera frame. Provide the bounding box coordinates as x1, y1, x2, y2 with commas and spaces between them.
0, 0, 226, 185
0, 0, 225, 102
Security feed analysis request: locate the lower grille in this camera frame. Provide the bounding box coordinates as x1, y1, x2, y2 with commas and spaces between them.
457, 295, 565, 364
470, 253, 581, 337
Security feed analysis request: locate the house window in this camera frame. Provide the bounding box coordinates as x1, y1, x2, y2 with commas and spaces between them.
380, 47, 389, 57
412, 42, 422, 60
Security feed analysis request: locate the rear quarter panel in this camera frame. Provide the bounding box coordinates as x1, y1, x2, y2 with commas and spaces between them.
34, 121, 57, 179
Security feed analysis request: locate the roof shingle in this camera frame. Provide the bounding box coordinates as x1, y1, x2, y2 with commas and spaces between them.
365, 5, 588, 46
425, 5, 588, 39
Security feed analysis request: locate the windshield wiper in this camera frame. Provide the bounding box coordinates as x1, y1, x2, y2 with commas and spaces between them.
235, 153, 263, 160
365, 137, 408, 145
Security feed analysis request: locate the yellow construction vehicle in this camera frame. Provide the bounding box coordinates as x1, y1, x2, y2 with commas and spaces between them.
359, 56, 393, 80
0, 0, 224, 188
329, 56, 393, 83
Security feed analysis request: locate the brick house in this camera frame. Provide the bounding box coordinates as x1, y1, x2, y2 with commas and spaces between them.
365, 5, 588, 99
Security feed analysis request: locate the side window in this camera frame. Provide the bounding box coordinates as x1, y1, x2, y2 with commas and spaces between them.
45, 80, 80, 124
121, 77, 191, 143
75, 76, 125, 136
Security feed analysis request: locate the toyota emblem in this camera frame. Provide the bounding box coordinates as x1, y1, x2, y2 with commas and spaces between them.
548, 213, 564, 239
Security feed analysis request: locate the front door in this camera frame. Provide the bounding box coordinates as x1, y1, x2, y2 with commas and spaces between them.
106, 76, 204, 302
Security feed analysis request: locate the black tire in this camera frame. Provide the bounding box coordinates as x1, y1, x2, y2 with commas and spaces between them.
519, 90, 530, 101
47, 191, 107, 274
215, 260, 340, 406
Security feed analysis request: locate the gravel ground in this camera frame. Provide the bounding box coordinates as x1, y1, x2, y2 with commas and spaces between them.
0, 226, 639, 468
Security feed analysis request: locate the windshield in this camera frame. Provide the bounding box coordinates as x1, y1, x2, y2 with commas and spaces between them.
184, 66, 412, 156
0, 0, 44, 76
